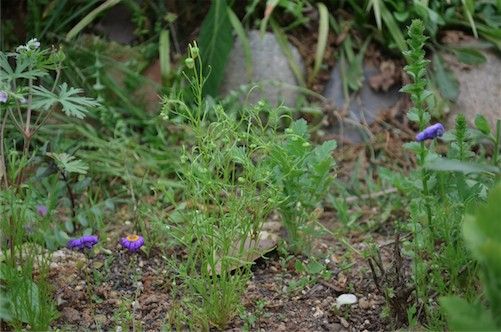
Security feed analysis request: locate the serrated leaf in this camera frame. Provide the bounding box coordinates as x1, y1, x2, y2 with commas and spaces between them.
47, 152, 88, 174
198, 0, 233, 97
290, 119, 309, 138
0, 53, 47, 82
453, 48, 487, 65
32, 83, 99, 119
433, 53, 459, 101
407, 109, 420, 122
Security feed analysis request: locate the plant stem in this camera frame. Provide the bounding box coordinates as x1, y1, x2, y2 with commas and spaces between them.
0, 111, 9, 187
61, 171, 76, 218
493, 120, 500, 167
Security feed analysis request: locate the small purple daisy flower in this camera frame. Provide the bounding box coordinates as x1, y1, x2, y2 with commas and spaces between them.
0, 91, 7, 103
36, 204, 48, 217
120, 234, 144, 253
416, 123, 445, 142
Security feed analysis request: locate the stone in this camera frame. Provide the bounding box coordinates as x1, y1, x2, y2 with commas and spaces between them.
335, 293, 358, 308
221, 30, 304, 107
445, 48, 501, 130
340, 317, 350, 328
323, 64, 401, 143
95, 3, 136, 44
358, 297, 370, 310
61, 307, 81, 324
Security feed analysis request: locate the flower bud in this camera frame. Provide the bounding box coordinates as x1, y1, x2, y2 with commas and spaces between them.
185, 57, 195, 69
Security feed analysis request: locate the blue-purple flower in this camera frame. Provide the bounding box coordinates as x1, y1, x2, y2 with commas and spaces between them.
81, 235, 99, 248
67, 238, 84, 250
416, 123, 445, 142
36, 204, 48, 217
67, 235, 98, 250
0, 91, 7, 103
120, 234, 144, 253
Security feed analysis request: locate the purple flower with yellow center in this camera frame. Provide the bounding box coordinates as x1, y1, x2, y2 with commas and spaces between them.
416, 123, 445, 142
36, 204, 48, 217
67, 235, 98, 250
0, 91, 7, 103
120, 234, 144, 253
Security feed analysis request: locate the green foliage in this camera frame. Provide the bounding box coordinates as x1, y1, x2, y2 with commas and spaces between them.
163, 43, 336, 329
198, 0, 233, 97
441, 183, 501, 330
432, 53, 459, 102
0, 39, 99, 330
32, 83, 99, 119
268, 119, 336, 252
374, 18, 497, 329
47, 152, 89, 175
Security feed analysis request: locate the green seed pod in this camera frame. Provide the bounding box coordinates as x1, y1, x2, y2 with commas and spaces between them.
190, 46, 199, 59
185, 57, 195, 69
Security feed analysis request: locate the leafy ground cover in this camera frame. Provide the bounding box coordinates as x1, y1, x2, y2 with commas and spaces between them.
1, 1, 501, 331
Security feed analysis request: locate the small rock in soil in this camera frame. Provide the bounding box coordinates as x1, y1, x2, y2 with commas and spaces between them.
61, 307, 81, 324
358, 297, 370, 310
221, 30, 304, 107
323, 64, 401, 143
444, 44, 501, 129
340, 317, 350, 328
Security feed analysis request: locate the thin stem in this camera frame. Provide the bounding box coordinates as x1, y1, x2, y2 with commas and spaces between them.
8, 109, 24, 132
25, 76, 33, 139
61, 171, 76, 218
493, 120, 500, 167
1, 111, 9, 187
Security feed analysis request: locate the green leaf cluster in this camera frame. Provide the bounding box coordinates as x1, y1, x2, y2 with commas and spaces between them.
441, 183, 501, 330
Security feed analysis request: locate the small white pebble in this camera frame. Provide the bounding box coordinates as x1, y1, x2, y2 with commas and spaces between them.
335, 293, 357, 308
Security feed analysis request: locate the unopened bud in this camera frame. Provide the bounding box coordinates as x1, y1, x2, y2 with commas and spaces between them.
185, 57, 194, 69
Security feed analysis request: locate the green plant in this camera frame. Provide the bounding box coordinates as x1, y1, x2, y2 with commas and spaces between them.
441, 183, 501, 330
162, 43, 282, 330
267, 119, 336, 252
380, 18, 501, 329
0, 39, 98, 330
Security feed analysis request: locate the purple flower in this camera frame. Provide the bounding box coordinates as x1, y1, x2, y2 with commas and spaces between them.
81, 235, 99, 248
120, 234, 144, 253
67, 238, 84, 250
67, 235, 98, 250
0, 91, 7, 103
416, 123, 445, 142
36, 204, 48, 217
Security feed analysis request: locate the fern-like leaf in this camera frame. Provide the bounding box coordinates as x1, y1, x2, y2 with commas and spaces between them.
32, 83, 99, 119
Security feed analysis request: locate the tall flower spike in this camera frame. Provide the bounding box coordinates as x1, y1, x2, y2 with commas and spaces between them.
416, 123, 445, 142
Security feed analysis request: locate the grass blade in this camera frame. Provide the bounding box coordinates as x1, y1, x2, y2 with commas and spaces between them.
65, 0, 122, 41
310, 2, 329, 84
159, 29, 171, 84
198, 0, 233, 97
